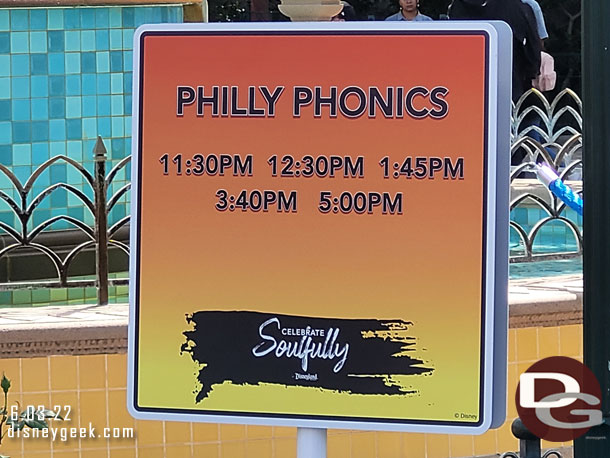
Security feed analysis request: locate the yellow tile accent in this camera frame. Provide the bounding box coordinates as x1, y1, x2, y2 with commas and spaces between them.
192, 422, 219, 443
515, 327, 538, 362
46, 391, 79, 451
78, 354, 107, 390
272, 426, 296, 438
164, 420, 192, 444
107, 390, 136, 431
0, 434, 22, 457
193, 443, 220, 457
351, 432, 376, 458
497, 420, 519, 454
4, 391, 23, 414
508, 329, 517, 362
21, 391, 51, 410
327, 432, 350, 458
273, 437, 297, 458
220, 423, 246, 442
0, 323, 583, 457
220, 440, 247, 458
50, 355, 78, 391
137, 446, 165, 457
107, 354, 127, 389
517, 362, 532, 379
538, 326, 560, 359
448, 434, 473, 457
165, 444, 193, 457
473, 429, 497, 456
0, 358, 22, 393
542, 438, 571, 450
246, 424, 272, 439
376, 431, 401, 457
20, 428, 54, 453
135, 419, 164, 447
246, 438, 273, 456
76, 449, 106, 458
16, 393, 51, 453
107, 434, 137, 450
79, 390, 108, 431
559, 324, 582, 358
425, 433, 449, 458
507, 362, 518, 391
51, 432, 80, 450
109, 448, 137, 458
402, 433, 425, 458
507, 363, 519, 418
21, 357, 49, 393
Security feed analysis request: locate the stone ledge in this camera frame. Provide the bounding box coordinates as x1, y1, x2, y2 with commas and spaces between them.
0, 304, 128, 357
508, 274, 582, 328
0, 274, 584, 358
0, 336, 127, 357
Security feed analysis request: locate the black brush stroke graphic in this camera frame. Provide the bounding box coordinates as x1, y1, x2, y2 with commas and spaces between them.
181, 311, 433, 402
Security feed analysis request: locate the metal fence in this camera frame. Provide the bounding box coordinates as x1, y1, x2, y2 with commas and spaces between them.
0, 89, 584, 305
0, 137, 130, 304
510, 88, 583, 263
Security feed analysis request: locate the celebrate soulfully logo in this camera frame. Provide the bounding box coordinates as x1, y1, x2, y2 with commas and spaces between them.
182, 311, 434, 402
251, 317, 349, 374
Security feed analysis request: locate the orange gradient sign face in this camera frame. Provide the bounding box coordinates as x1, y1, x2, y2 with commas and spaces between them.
128, 24, 503, 434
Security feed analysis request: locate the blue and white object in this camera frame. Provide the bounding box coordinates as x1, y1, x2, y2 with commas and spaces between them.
537, 163, 583, 216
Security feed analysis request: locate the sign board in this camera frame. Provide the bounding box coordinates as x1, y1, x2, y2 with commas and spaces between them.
128, 22, 510, 434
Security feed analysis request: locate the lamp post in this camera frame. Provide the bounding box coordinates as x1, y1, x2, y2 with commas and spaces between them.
574, 0, 610, 456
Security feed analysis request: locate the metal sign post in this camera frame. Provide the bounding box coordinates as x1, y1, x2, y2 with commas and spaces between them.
297, 428, 327, 458
574, 0, 610, 455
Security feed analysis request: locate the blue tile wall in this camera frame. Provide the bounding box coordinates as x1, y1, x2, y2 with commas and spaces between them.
0, 5, 183, 229
510, 204, 583, 255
